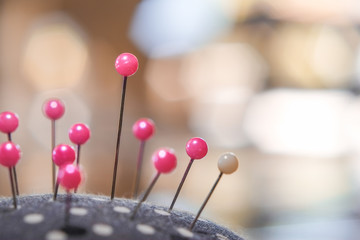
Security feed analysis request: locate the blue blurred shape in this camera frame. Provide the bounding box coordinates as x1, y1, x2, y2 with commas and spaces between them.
129, 0, 232, 58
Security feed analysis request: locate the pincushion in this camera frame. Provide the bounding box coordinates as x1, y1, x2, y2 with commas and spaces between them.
0, 194, 244, 240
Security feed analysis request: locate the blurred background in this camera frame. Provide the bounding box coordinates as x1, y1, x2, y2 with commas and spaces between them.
1, 0, 360, 239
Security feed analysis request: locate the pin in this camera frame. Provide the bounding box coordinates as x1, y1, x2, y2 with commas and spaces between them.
69, 123, 90, 166
43, 99, 65, 193
57, 164, 82, 228
131, 148, 177, 219
58, 163, 82, 192
0, 141, 21, 209
69, 123, 90, 193
52, 144, 76, 200
132, 118, 155, 198
111, 53, 139, 200
0, 111, 20, 196
169, 137, 208, 211
189, 152, 238, 230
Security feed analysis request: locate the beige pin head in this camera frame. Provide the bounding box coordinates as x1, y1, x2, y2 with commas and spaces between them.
217, 152, 238, 174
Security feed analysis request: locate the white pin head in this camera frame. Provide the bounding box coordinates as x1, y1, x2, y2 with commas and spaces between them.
217, 152, 238, 174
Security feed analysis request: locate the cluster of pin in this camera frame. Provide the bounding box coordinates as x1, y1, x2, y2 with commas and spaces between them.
0, 53, 239, 231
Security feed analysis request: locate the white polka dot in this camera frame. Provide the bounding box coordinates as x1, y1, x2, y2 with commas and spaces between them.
216, 233, 229, 240
154, 209, 170, 216
70, 207, 88, 216
23, 213, 44, 224
198, 218, 208, 223
92, 197, 108, 202
92, 223, 113, 236
45, 230, 67, 240
177, 227, 194, 238
136, 224, 156, 235
113, 206, 130, 213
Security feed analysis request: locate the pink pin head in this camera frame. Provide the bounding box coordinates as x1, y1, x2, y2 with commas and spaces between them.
114, 53, 139, 77
0, 111, 19, 134
132, 118, 155, 141
52, 144, 76, 167
58, 164, 82, 191
0, 141, 21, 167
186, 137, 208, 160
43, 99, 65, 120
152, 148, 177, 174
69, 123, 91, 145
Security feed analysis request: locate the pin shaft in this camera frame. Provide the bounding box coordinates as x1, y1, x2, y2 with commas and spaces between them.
133, 141, 146, 198
51, 120, 56, 193
74, 144, 81, 193
12, 167, 19, 196
53, 180, 60, 201
111, 76, 128, 200
8, 168, 17, 209
7, 133, 19, 196
169, 159, 194, 210
190, 172, 223, 230
131, 172, 160, 219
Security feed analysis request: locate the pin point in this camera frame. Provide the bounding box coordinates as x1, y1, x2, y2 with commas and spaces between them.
52, 144, 76, 200
0, 141, 21, 209
189, 152, 238, 230
169, 137, 208, 211
43, 99, 65, 193
132, 118, 155, 198
111, 53, 139, 200
131, 148, 176, 219
0, 111, 20, 196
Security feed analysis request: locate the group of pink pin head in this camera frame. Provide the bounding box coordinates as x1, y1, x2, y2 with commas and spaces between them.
0, 52, 239, 232
42, 98, 90, 192
0, 111, 21, 167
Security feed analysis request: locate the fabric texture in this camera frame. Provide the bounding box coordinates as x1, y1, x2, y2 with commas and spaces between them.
0, 194, 244, 240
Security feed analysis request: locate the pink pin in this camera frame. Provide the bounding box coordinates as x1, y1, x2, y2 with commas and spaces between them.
131, 148, 177, 219
58, 164, 82, 191
111, 53, 139, 200
0, 111, 20, 196
52, 144, 76, 200
57, 163, 83, 228
69, 123, 90, 193
132, 118, 155, 198
169, 137, 208, 211
43, 99, 65, 193
0, 141, 21, 208
69, 123, 90, 165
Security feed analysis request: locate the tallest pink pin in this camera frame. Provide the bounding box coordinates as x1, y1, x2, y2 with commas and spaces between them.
111, 53, 139, 200
43, 99, 65, 193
